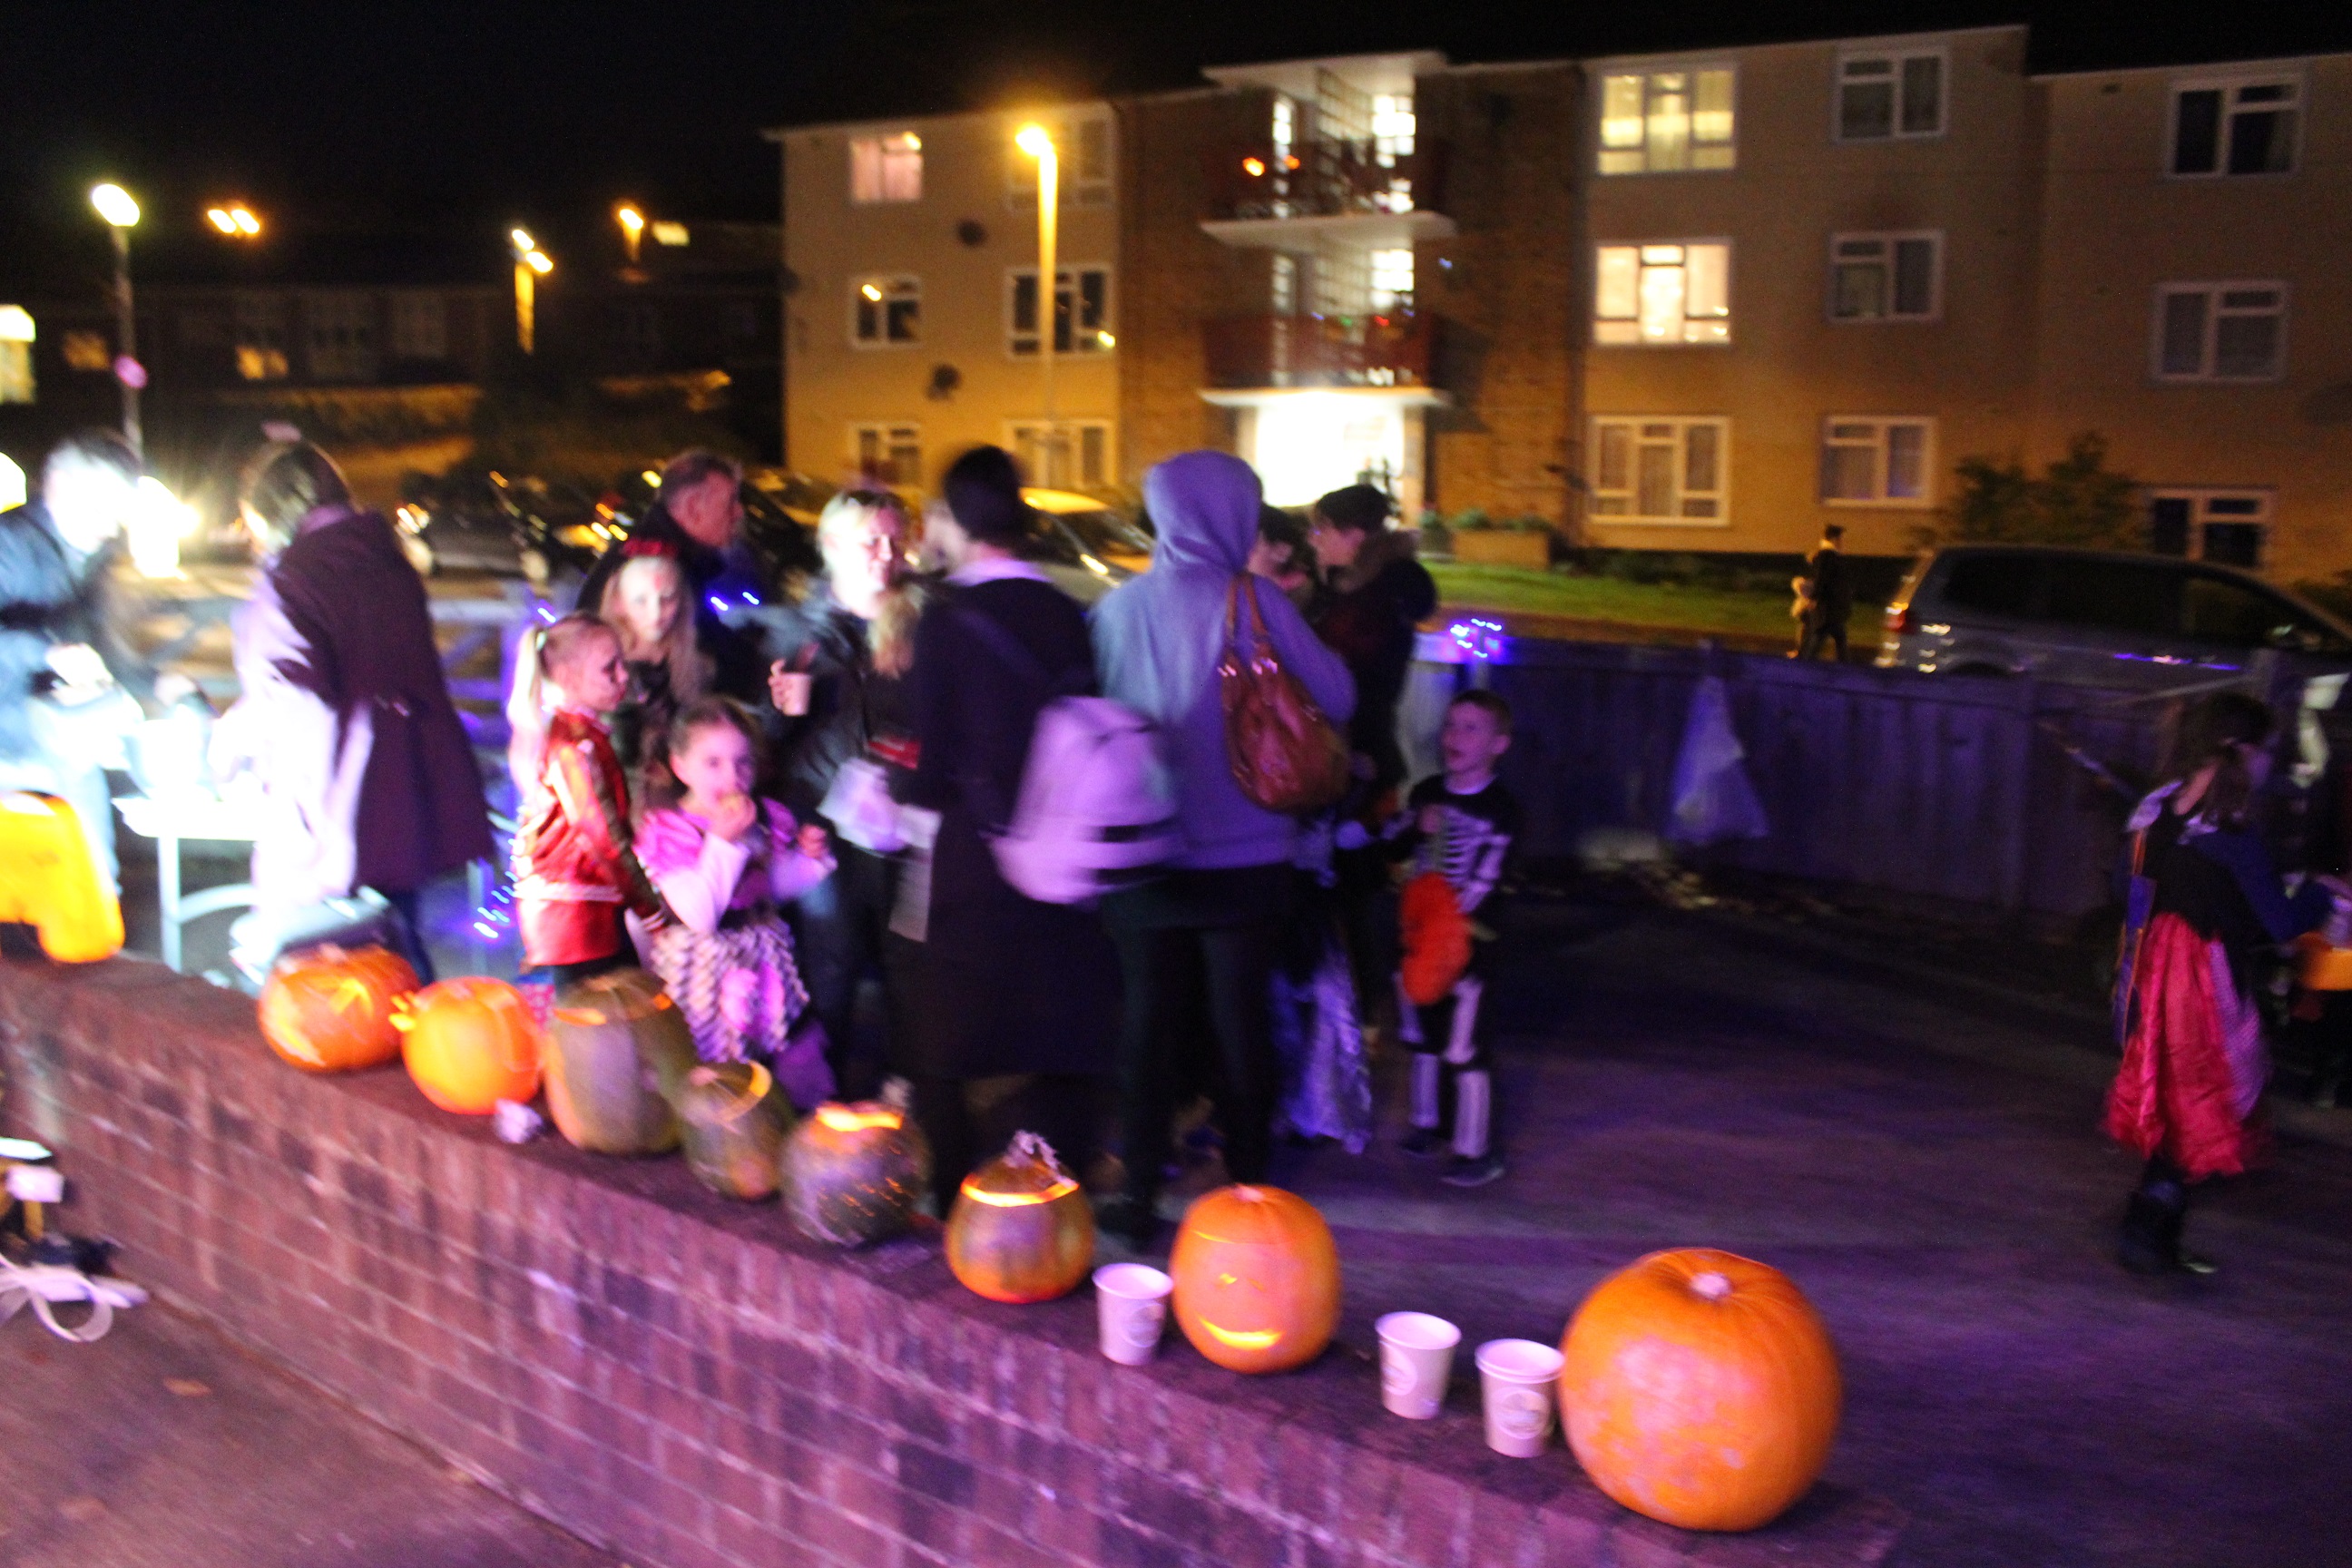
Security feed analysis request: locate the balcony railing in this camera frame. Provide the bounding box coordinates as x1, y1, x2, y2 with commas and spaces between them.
1201, 311, 1437, 390
1204, 140, 1446, 222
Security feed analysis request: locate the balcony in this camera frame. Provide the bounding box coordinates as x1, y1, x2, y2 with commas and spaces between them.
1200, 141, 1455, 248
1201, 311, 1439, 391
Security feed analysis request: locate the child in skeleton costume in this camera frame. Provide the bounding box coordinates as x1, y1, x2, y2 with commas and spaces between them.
632, 698, 835, 1067
1384, 690, 1521, 1187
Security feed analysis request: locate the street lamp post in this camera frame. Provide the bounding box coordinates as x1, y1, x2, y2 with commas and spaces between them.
1015, 123, 1058, 485
89, 183, 142, 459
616, 204, 645, 270
509, 228, 553, 354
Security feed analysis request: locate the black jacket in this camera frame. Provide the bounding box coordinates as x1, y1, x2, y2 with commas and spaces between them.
1805, 546, 1854, 624
0, 501, 154, 762
1310, 530, 1438, 798
764, 583, 917, 820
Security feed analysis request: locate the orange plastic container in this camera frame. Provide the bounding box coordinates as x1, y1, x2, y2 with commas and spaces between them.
0, 791, 123, 962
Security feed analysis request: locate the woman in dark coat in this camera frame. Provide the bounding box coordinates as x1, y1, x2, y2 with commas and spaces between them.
215, 442, 492, 979
894, 446, 1115, 1210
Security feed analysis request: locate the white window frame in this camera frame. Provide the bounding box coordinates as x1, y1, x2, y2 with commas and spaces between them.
1592, 240, 1732, 347
1834, 48, 1948, 142
1820, 417, 1937, 508
1008, 112, 1115, 210
2166, 74, 2301, 179
1005, 265, 1113, 358
1587, 416, 1730, 526
849, 132, 924, 204
1004, 420, 1116, 491
848, 274, 922, 348
848, 422, 922, 486
2151, 280, 2288, 384
1828, 230, 1943, 323
2146, 487, 2274, 566
1597, 65, 1738, 175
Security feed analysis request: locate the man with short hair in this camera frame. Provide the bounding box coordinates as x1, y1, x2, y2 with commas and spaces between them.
579, 448, 766, 701
0, 430, 160, 890
1795, 523, 1854, 662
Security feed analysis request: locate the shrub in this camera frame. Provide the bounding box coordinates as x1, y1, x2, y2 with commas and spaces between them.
1923, 432, 2139, 551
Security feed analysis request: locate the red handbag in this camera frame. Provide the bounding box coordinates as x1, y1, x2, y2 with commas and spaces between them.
1217, 574, 1348, 813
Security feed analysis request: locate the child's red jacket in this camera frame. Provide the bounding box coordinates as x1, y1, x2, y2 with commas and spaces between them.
514, 709, 668, 966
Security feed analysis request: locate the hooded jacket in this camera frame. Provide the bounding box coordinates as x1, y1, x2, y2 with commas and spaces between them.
1092, 451, 1355, 871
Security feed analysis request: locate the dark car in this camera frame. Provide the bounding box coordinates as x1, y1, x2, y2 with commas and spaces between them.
1877, 544, 2352, 687
397, 471, 608, 584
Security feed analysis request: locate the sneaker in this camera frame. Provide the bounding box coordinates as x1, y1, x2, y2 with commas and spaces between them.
1441, 1153, 1505, 1188
1400, 1127, 1446, 1159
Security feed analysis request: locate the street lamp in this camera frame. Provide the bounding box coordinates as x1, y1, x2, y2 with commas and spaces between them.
89, 183, 142, 458
1015, 123, 1059, 485
509, 228, 553, 353
205, 204, 261, 237
616, 204, 645, 269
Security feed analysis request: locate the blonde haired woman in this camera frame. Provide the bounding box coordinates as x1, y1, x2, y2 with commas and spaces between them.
598, 544, 710, 781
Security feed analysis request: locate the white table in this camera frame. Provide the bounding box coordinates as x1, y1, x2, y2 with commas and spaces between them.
113, 794, 262, 973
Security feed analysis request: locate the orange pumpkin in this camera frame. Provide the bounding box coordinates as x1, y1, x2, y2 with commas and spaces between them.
1399, 872, 1473, 1006
781, 1100, 931, 1246
1169, 1184, 1341, 1374
394, 977, 543, 1115
258, 945, 419, 1072
1559, 1249, 1841, 1533
945, 1132, 1093, 1303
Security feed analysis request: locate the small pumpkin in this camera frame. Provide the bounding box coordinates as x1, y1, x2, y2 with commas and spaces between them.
676, 1061, 792, 1200
395, 977, 542, 1115
543, 968, 694, 1154
1399, 872, 1473, 1005
1558, 1248, 1841, 1533
259, 945, 419, 1072
945, 1132, 1093, 1303
1169, 1184, 1341, 1374
780, 1099, 930, 1246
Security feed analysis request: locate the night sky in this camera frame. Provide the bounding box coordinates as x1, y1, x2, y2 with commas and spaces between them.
5, 0, 2347, 284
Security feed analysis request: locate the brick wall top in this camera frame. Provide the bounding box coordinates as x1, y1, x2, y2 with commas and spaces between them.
1, 956, 1902, 1568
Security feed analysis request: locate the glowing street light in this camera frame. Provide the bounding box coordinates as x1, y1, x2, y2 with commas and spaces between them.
206, 205, 261, 237
509, 228, 552, 353
88, 183, 142, 457
1015, 123, 1060, 483
616, 204, 645, 268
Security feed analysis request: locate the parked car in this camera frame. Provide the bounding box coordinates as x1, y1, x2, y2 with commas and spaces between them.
397, 471, 607, 584
1014, 487, 1152, 604
1877, 544, 2352, 686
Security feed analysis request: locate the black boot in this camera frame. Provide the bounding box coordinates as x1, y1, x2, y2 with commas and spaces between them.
2120, 1167, 2215, 1276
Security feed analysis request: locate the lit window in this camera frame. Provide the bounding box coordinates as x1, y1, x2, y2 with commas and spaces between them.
0, 305, 34, 405
1838, 51, 1945, 141
850, 132, 923, 203
1010, 114, 1114, 210
849, 423, 921, 486
1270, 253, 1298, 315
2170, 78, 2298, 177
1368, 250, 1415, 314
1009, 267, 1112, 356
1008, 421, 1114, 489
1820, 418, 1936, 506
1594, 242, 1730, 345
1590, 417, 1730, 523
2148, 490, 2273, 566
1829, 232, 1941, 321
1599, 69, 1735, 174
2152, 282, 2285, 382
850, 275, 921, 347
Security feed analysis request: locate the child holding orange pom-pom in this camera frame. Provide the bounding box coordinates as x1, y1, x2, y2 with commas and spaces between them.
1381, 689, 1520, 1187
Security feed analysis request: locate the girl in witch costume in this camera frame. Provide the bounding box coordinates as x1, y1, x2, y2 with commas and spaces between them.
2106, 691, 2345, 1275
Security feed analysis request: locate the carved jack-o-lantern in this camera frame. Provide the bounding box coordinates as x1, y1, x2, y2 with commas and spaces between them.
780, 1100, 930, 1246
945, 1132, 1094, 1303
1169, 1184, 1341, 1374
394, 977, 542, 1115
259, 945, 418, 1073
676, 1061, 792, 1201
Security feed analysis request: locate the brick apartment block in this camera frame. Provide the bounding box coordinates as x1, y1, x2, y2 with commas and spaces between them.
769, 27, 2352, 578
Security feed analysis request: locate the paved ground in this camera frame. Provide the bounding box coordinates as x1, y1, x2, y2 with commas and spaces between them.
1244, 887, 2352, 1568
0, 1300, 618, 1568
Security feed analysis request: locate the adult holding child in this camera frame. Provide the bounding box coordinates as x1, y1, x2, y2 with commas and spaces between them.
1091, 450, 1356, 1247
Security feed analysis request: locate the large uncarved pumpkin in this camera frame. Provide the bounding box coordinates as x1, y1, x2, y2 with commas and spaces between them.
1559, 1248, 1841, 1533
1169, 1184, 1341, 1374
676, 1061, 792, 1200
396, 977, 542, 1115
945, 1132, 1093, 1303
543, 968, 693, 1154
259, 945, 419, 1073
780, 1101, 930, 1246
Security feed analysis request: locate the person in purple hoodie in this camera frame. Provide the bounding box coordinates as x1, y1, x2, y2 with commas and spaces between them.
1090, 450, 1355, 1247
212, 441, 491, 979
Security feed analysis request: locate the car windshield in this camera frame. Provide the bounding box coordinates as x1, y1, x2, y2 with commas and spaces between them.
1058, 509, 1153, 557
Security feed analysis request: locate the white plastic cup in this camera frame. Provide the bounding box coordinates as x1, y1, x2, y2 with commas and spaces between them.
1376, 1311, 1462, 1419
770, 668, 813, 717
1093, 1263, 1173, 1366
1475, 1338, 1565, 1457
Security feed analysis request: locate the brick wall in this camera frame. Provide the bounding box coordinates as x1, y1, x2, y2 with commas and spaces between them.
0, 957, 1902, 1568
1416, 67, 1586, 531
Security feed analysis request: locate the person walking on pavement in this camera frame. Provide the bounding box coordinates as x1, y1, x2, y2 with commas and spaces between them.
1093, 451, 1356, 1247
895, 447, 1117, 1214
0, 430, 160, 895
579, 449, 768, 703
211, 441, 493, 979
1793, 524, 1854, 662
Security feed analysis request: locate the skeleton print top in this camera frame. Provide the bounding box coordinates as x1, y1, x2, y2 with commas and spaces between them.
1387, 774, 1522, 915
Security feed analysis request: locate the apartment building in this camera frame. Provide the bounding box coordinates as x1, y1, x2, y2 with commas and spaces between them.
772, 105, 1123, 495
771, 28, 2351, 577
